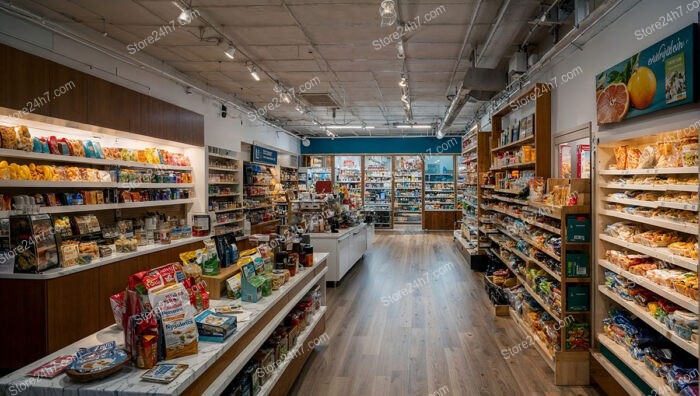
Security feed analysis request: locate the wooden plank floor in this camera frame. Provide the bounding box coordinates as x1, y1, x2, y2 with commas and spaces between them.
290, 232, 602, 396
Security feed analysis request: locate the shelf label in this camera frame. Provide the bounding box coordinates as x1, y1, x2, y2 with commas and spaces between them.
251, 145, 278, 165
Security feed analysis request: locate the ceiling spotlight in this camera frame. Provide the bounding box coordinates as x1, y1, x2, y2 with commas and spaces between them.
281, 93, 291, 104
246, 63, 260, 81
295, 103, 305, 113
312, 120, 319, 125
401, 94, 410, 105
302, 138, 311, 147
172, 2, 193, 24
326, 130, 335, 137
224, 45, 236, 59
399, 77, 407, 88
436, 128, 445, 139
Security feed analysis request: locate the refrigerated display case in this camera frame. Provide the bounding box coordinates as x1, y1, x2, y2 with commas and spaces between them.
364, 155, 392, 229
393, 155, 423, 226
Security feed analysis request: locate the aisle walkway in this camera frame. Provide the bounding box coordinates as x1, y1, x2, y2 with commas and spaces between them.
291, 232, 601, 396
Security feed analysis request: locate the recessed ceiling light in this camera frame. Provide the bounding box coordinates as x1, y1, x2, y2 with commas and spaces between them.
224, 45, 236, 59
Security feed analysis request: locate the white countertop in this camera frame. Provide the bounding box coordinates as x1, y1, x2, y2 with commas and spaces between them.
0, 236, 210, 280
0, 253, 329, 396
306, 223, 367, 239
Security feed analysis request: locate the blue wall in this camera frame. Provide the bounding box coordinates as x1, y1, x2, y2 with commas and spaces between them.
301, 137, 461, 155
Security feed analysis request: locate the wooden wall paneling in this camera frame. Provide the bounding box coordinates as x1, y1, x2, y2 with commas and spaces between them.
87, 78, 140, 132
49, 63, 89, 124
0, 279, 47, 370
423, 211, 455, 230
96, 256, 145, 329
0, 45, 51, 116
47, 269, 100, 352
534, 83, 552, 178
178, 107, 204, 146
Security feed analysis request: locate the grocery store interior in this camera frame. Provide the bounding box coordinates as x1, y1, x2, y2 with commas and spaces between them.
0, 0, 698, 395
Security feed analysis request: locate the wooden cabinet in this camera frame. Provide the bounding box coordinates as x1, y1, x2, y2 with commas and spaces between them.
47, 269, 100, 352
0, 278, 46, 370
423, 211, 456, 230
49, 63, 89, 124
87, 77, 141, 133
0, 45, 51, 116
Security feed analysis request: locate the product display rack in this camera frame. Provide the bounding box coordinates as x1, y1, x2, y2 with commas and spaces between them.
457, 128, 490, 254
592, 128, 699, 395
207, 146, 243, 236
423, 156, 455, 211
393, 155, 423, 226
334, 156, 363, 205
487, 192, 592, 385
275, 165, 299, 227
243, 162, 279, 233
364, 155, 393, 229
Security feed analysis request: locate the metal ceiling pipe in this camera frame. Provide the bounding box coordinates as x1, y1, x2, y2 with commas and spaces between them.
475, 0, 513, 66
437, 0, 511, 135
0, 2, 303, 140
444, 0, 483, 97
521, 0, 562, 47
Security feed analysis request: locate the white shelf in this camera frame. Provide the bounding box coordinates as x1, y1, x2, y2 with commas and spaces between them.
208, 152, 239, 161
208, 181, 238, 185
213, 219, 244, 227
599, 286, 698, 356
0, 180, 117, 188
131, 182, 194, 189
599, 259, 699, 314
605, 197, 698, 212
209, 193, 241, 197
600, 183, 698, 192
0, 148, 193, 171
599, 234, 697, 271
599, 167, 699, 175
598, 334, 668, 394
600, 209, 698, 235
0, 199, 195, 217
208, 166, 239, 172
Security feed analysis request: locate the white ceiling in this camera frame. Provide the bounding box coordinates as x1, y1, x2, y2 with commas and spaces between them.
12, 0, 558, 137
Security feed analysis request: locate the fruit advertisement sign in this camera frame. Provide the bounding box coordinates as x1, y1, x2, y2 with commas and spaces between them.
596, 24, 697, 125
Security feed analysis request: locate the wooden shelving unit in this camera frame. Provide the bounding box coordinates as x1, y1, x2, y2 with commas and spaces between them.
364, 155, 393, 229
243, 161, 279, 234
207, 146, 244, 237
593, 128, 699, 395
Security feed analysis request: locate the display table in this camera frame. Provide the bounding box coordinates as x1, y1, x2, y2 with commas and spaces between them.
0, 253, 329, 396
308, 223, 367, 286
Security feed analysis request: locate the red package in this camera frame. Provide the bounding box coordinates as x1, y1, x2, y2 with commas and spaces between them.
48, 136, 60, 155
27, 355, 74, 378
133, 313, 158, 369
59, 138, 73, 155
188, 281, 210, 312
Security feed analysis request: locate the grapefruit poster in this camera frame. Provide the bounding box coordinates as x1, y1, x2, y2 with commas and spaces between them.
595, 24, 697, 125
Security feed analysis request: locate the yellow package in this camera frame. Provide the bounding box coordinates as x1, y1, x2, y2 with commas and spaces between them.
179, 250, 198, 266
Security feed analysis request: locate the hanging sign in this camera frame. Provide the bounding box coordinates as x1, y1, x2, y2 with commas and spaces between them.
251, 145, 277, 165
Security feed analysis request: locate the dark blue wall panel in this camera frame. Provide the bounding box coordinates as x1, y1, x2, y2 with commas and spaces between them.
300, 137, 461, 155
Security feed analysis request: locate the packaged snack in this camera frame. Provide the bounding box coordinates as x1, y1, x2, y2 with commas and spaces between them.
195, 310, 237, 342
657, 141, 681, 168
110, 291, 125, 329
187, 281, 210, 313
226, 273, 242, 299
159, 298, 198, 360
141, 363, 189, 384
626, 147, 642, 170
60, 241, 80, 267
132, 313, 158, 369
16, 126, 32, 151
613, 146, 627, 169
0, 126, 19, 150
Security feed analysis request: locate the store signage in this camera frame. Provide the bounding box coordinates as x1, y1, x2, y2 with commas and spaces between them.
252, 145, 277, 165
595, 24, 697, 125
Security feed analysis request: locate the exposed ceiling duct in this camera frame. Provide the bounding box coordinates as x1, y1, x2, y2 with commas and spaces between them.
442, 68, 506, 128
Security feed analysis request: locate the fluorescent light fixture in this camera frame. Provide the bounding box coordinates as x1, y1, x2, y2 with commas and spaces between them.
326, 125, 375, 129
247, 63, 260, 81
396, 125, 432, 129
172, 2, 192, 24
224, 45, 236, 59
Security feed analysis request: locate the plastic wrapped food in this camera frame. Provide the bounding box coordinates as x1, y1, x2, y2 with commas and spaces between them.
613, 145, 628, 170
657, 142, 681, 168
626, 147, 642, 169
605, 222, 641, 241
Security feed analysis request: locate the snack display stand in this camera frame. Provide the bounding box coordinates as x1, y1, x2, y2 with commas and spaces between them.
0, 253, 329, 396
423, 155, 457, 230
592, 128, 699, 395
393, 155, 423, 227
243, 162, 279, 235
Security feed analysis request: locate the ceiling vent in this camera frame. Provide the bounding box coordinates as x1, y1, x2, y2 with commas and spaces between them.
462, 67, 506, 101
297, 93, 339, 107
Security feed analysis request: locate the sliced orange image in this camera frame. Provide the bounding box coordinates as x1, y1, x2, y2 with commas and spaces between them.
597, 83, 630, 124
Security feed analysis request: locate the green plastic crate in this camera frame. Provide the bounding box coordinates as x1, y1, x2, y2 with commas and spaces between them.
566, 284, 590, 312
566, 214, 590, 242
566, 253, 589, 278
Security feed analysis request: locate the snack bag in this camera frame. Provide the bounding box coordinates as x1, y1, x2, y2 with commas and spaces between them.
109, 291, 125, 329
159, 299, 198, 360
